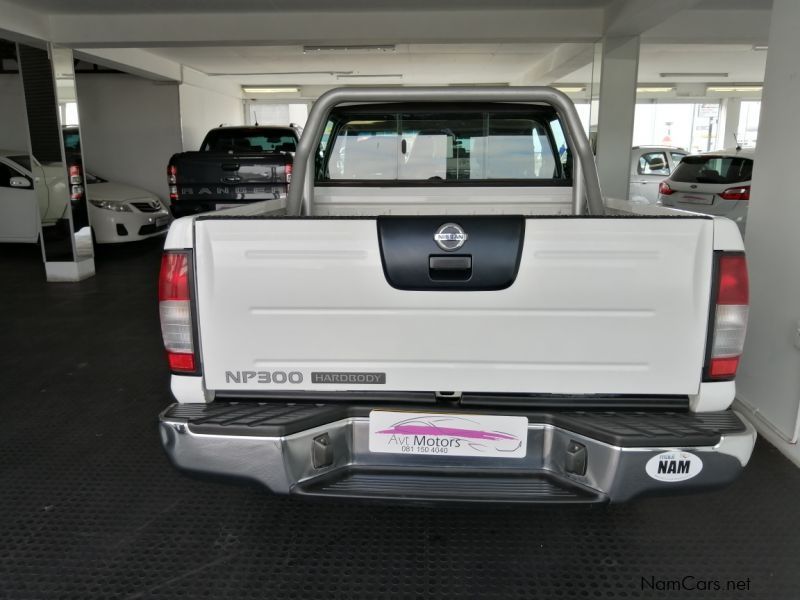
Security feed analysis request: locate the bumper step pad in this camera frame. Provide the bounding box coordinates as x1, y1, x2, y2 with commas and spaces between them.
162, 401, 746, 447
295, 468, 603, 504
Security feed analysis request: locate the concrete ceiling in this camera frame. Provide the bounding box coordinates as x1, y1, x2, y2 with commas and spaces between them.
144, 42, 768, 88
149, 43, 569, 86
558, 43, 768, 85
0, 0, 773, 99
7, 0, 617, 13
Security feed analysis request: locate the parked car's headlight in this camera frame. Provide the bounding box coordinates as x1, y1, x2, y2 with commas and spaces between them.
89, 199, 132, 212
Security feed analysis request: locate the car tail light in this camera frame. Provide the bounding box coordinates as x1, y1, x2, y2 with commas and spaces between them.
719, 185, 750, 201
658, 181, 674, 195
706, 253, 749, 380
167, 165, 178, 200
159, 251, 198, 374
285, 162, 292, 184
69, 164, 82, 184
69, 164, 83, 200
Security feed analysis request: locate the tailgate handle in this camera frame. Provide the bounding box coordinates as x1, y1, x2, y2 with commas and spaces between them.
221, 161, 240, 171
429, 255, 472, 270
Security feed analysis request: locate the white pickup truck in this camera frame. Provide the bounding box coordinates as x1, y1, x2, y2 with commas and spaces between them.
158, 87, 755, 504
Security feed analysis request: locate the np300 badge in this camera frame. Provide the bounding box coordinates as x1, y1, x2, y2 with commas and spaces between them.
434, 223, 468, 252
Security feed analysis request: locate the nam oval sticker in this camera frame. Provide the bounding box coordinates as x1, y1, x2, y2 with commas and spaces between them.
645, 451, 703, 482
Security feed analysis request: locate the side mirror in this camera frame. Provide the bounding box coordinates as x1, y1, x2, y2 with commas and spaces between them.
10, 176, 32, 189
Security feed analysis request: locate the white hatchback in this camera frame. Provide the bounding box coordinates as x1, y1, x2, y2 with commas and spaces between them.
657, 148, 753, 234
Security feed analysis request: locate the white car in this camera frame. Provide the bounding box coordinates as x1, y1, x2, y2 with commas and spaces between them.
0, 150, 171, 244
158, 88, 755, 505
0, 150, 69, 243
629, 146, 687, 204
85, 172, 171, 243
658, 148, 753, 234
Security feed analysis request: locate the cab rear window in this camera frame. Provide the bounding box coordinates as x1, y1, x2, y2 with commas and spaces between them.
671, 155, 753, 184
316, 110, 565, 184
201, 128, 297, 153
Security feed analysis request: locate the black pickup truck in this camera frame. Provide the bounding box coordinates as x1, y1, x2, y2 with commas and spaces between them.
167, 126, 298, 218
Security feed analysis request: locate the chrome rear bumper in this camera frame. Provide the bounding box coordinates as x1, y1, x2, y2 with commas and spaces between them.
159, 403, 756, 504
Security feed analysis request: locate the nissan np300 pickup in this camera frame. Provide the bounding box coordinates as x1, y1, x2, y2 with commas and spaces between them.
157, 87, 755, 504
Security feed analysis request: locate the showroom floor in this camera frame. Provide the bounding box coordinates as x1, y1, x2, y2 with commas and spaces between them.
1, 241, 799, 600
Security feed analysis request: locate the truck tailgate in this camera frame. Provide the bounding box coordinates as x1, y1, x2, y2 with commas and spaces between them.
173, 152, 288, 202
194, 216, 713, 396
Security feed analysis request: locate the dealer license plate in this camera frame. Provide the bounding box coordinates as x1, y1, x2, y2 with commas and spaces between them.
156, 216, 169, 227
368, 410, 527, 458
678, 193, 713, 205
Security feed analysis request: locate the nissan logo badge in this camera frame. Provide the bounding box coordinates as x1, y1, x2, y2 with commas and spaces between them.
434, 223, 468, 252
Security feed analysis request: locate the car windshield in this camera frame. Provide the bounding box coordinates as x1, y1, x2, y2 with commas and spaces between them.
201, 128, 297, 153
671, 155, 753, 184
317, 109, 564, 183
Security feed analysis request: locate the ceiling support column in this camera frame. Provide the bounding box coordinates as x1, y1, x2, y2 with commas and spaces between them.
594, 35, 640, 201
736, 0, 800, 465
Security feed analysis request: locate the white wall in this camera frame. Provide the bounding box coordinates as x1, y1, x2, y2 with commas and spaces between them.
178, 83, 243, 151
76, 73, 183, 202
0, 73, 30, 151
736, 0, 800, 467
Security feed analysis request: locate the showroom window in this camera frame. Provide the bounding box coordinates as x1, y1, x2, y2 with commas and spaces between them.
633, 102, 723, 152
247, 102, 309, 127
736, 101, 761, 148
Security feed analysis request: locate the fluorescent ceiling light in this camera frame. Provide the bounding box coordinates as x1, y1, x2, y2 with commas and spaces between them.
450, 83, 509, 87
242, 87, 299, 93
337, 73, 403, 79
660, 72, 728, 78
555, 86, 586, 93
707, 85, 763, 92
637, 86, 674, 93
211, 71, 351, 76
303, 44, 396, 53
752, 45, 768, 51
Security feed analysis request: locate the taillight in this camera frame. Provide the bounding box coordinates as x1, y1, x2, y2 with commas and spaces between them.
69, 164, 82, 184
706, 253, 749, 380
285, 162, 292, 184
159, 251, 198, 374
719, 185, 750, 201
167, 165, 178, 201
658, 181, 674, 195
69, 164, 83, 200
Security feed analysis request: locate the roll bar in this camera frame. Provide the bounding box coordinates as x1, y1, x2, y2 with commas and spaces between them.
287, 86, 604, 216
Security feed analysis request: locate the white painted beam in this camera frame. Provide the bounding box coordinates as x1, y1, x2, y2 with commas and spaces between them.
0, 0, 50, 44
513, 44, 595, 86
47, 9, 604, 47
605, 0, 702, 37
75, 48, 242, 98
643, 9, 771, 44
74, 48, 181, 81
595, 35, 640, 201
